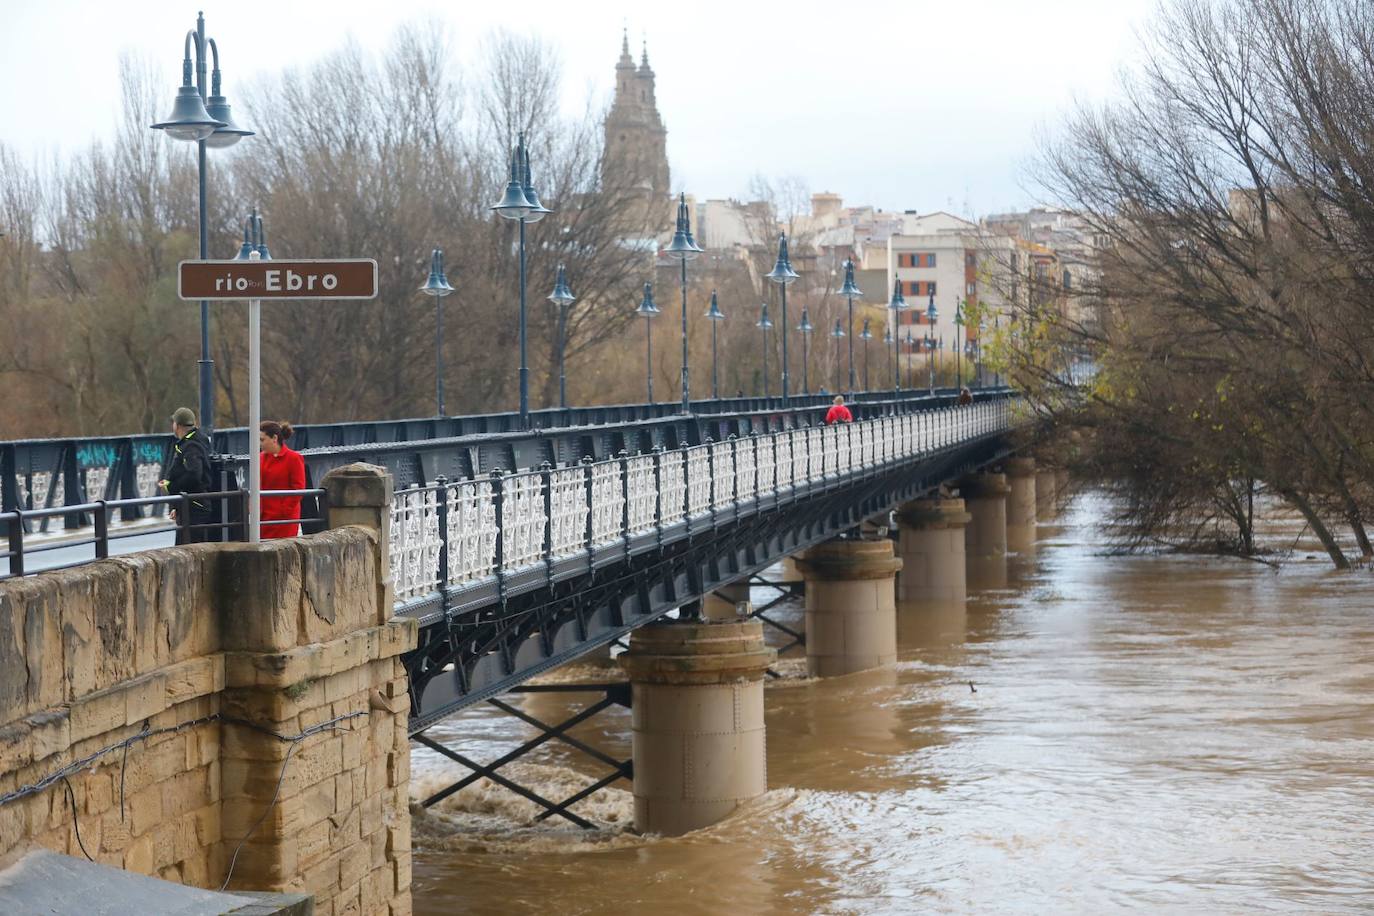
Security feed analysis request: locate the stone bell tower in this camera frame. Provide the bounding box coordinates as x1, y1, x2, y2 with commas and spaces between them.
603, 31, 671, 226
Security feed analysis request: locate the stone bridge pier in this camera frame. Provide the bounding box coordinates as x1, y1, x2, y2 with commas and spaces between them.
960, 472, 1010, 587
1004, 457, 1038, 553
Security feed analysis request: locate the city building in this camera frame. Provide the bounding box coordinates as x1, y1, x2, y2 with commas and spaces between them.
603, 32, 671, 229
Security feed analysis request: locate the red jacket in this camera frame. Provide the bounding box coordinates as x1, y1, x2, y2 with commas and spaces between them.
260, 446, 306, 538
824, 404, 853, 425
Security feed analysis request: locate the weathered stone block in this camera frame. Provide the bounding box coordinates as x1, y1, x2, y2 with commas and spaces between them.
216, 541, 304, 653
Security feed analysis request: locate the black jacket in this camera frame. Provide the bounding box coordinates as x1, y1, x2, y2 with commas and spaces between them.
166, 428, 213, 498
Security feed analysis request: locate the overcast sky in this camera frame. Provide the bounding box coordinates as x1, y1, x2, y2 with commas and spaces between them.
0, 0, 1159, 217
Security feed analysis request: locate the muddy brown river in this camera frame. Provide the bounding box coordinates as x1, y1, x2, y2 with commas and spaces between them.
409, 490, 1374, 914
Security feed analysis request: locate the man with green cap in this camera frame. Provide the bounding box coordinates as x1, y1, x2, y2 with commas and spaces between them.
160, 407, 215, 541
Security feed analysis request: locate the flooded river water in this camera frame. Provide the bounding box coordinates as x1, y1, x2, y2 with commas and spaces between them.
409, 490, 1374, 914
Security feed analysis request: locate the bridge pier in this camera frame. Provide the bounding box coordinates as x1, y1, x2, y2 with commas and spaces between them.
1035, 466, 1060, 518
960, 472, 1010, 587
702, 582, 751, 622
894, 498, 971, 605
618, 620, 775, 836
1005, 458, 1037, 553
795, 538, 902, 677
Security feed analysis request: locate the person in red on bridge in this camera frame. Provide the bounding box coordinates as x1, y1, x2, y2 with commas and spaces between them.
259, 420, 306, 538
824, 395, 853, 425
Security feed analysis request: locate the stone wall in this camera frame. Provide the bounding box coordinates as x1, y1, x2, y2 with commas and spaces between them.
0, 463, 415, 916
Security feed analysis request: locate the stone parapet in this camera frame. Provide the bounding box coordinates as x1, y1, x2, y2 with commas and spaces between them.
0, 462, 416, 916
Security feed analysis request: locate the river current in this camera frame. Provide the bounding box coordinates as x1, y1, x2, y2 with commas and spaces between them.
408, 489, 1374, 914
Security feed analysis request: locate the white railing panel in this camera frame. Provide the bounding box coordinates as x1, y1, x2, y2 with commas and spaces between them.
775, 432, 793, 490
711, 440, 735, 510
756, 435, 776, 494
500, 472, 546, 571
590, 461, 625, 545
548, 468, 588, 557
659, 450, 686, 524
390, 486, 439, 602
736, 437, 757, 501
626, 456, 657, 535
686, 445, 712, 517
446, 479, 498, 586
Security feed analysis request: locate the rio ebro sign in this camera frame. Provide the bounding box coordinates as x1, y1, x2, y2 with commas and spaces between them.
178, 259, 378, 300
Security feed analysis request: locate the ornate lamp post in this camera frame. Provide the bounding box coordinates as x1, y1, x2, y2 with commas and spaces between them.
664, 193, 703, 412
797, 308, 814, 394
419, 249, 455, 416
231, 210, 271, 541
904, 328, 917, 390
490, 133, 551, 427
151, 12, 254, 442
548, 264, 576, 409
704, 291, 725, 399
888, 278, 907, 392
925, 293, 939, 392
838, 258, 863, 394
636, 283, 661, 402
860, 318, 873, 391
954, 298, 966, 389
882, 326, 893, 390
830, 319, 845, 393
757, 303, 774, 398
765, 233, 800, 405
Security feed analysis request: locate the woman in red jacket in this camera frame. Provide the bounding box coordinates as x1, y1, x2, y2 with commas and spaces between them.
258, 420, 306, 538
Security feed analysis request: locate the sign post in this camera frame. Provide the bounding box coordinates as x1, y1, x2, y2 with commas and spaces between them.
179, 257, 378, 541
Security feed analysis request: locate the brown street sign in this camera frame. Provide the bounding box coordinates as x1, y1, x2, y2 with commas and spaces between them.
178, 259, 378, 300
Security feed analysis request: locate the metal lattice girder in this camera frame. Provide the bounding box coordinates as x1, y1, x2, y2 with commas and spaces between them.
414, 683, 631, 830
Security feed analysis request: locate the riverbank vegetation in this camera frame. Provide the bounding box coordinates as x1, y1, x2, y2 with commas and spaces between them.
1005, 0, 1374, 569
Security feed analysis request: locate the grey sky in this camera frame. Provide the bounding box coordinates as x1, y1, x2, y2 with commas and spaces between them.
0, 0, 1158, 217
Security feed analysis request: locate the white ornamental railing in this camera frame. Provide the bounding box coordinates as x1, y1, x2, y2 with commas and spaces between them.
386, 396, 1018, 604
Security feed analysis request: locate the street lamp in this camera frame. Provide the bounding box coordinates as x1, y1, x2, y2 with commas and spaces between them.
882, 325, 893, 389
830, 319, 845, 393
860, 318, 873, 392
888, 278, 907, 392
904, 328, 916, 390
491, 132, 551, 427
925, 293, 939, 390
636, 283, 661, 402
664, 192, 703, 413
757, 303, 774, 398
954, 298, 966, 389
797, 308, 814, 394
548, 264, 576, 409
704, 291, 725, 399
924, 331, 936, 392
765, 233, 800, 405
418, 249, 455, 417
231, 210, 271, 541
151, 12, 254, 443
838, 258, 863, 394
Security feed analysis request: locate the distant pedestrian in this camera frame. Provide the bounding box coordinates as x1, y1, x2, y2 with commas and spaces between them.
958, 387, 973, 405
824, 394, 853, 425
259, 420, 306, 539
159, 407, 215, 542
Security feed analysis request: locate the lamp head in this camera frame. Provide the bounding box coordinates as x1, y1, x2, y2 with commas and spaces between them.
520, 142, 552, 223
765, 232, 800, 284
151, 84, 224, 142
798, 309, 814, 334
838, 258, 863, 298
203, 94, 253, 149
420, 248, 454, 297
636, 282, 660, 317
491, 142, 534, 219
888, 277, 907, 311
233, 222, 255, 260
860, 317, 872, 340
926, 293, 938, 323
704, 290, 725, 320
756, 303, 773, 330
548, 263, 575, 306
831, 318, 845, 339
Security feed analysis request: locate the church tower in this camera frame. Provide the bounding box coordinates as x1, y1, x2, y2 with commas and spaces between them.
603, 32, 671, 222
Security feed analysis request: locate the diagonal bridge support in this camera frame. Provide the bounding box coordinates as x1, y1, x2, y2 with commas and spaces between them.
414, 682, 632, 830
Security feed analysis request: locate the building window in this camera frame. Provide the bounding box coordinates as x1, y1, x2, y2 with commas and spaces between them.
927, 281, 936, 297
966, 282, 976, 295
1063, 270, 1073, 290
966, 253, 976, 268
925, 253, 936, 267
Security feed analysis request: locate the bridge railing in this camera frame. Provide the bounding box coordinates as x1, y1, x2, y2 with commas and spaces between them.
388, 395, 1016, 615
